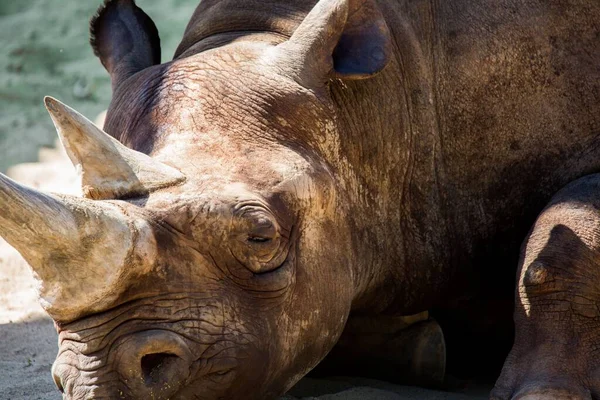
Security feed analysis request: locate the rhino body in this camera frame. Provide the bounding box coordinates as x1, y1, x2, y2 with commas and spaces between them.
0, 0, 599, 398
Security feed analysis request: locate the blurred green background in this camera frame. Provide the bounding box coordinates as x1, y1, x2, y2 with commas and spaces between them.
0, 0, 198, 172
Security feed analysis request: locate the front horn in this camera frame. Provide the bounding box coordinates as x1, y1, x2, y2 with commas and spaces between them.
0, 173, 156, 322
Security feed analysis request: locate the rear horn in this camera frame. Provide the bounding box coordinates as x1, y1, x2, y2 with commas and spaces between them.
45, 97, 185, 200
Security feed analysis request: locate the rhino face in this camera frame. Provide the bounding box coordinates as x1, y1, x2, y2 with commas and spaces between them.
49, 147, 351, 399
0, 0, 391, 398
44, 63, 354, 397
34, 80, 353, 399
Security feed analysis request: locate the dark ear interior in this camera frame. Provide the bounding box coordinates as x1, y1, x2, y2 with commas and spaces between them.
90, 0, 161, 90
332, 1, 392, 80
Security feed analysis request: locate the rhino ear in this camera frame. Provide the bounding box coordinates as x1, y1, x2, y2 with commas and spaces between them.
90, 0, 161, 90
278, 0, 392, 83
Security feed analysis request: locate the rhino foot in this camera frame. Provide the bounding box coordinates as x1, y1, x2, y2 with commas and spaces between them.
492, 346, 599, 400
312, 313, 446, 387
389, 317, 447, 385
492, 175, 600, 400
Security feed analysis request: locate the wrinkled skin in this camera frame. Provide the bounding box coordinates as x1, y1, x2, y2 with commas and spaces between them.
1, 0, 599, 398
492, 175, 600, 399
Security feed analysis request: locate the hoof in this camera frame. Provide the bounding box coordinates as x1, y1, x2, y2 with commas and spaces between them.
312, 315, 446, 387
393, 318, 446, 386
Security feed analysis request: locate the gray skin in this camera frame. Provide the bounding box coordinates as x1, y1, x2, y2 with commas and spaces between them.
7, 0, 600, 398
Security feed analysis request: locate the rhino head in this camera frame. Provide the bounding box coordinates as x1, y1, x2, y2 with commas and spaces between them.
0, 0, 391, 398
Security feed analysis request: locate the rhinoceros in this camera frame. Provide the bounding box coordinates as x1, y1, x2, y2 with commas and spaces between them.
1, 0, 599, 398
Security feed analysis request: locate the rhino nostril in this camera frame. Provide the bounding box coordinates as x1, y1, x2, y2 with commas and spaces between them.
140, 352, 181, 385
116, 330, 192, 397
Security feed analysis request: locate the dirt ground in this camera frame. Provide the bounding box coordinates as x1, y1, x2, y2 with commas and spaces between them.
0, 1, 492, 399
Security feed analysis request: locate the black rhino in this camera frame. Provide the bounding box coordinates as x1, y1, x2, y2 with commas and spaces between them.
0, 0, 599, 398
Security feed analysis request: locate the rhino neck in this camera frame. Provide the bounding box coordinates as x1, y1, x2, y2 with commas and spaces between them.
174, 0, 318, 59
322, 1, 451, 315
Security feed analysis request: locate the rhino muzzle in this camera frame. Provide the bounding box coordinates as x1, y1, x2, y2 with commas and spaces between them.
52, 330, 194, 399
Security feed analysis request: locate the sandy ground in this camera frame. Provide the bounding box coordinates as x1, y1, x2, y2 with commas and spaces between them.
0, 1, 492, 399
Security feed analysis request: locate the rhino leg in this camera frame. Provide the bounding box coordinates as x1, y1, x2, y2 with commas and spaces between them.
492, 174, 600, 400
312, 312, 446, 387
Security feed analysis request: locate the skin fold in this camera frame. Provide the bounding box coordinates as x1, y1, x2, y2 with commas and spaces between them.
0, 0, 598, 398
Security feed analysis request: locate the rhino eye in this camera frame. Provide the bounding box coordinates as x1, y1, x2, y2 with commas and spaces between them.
247, 236, 271, 243
246, 216, 277, 243
231, 208, 288, 274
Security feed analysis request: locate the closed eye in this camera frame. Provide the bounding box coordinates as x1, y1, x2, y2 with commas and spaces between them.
247, 236, 272, 243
